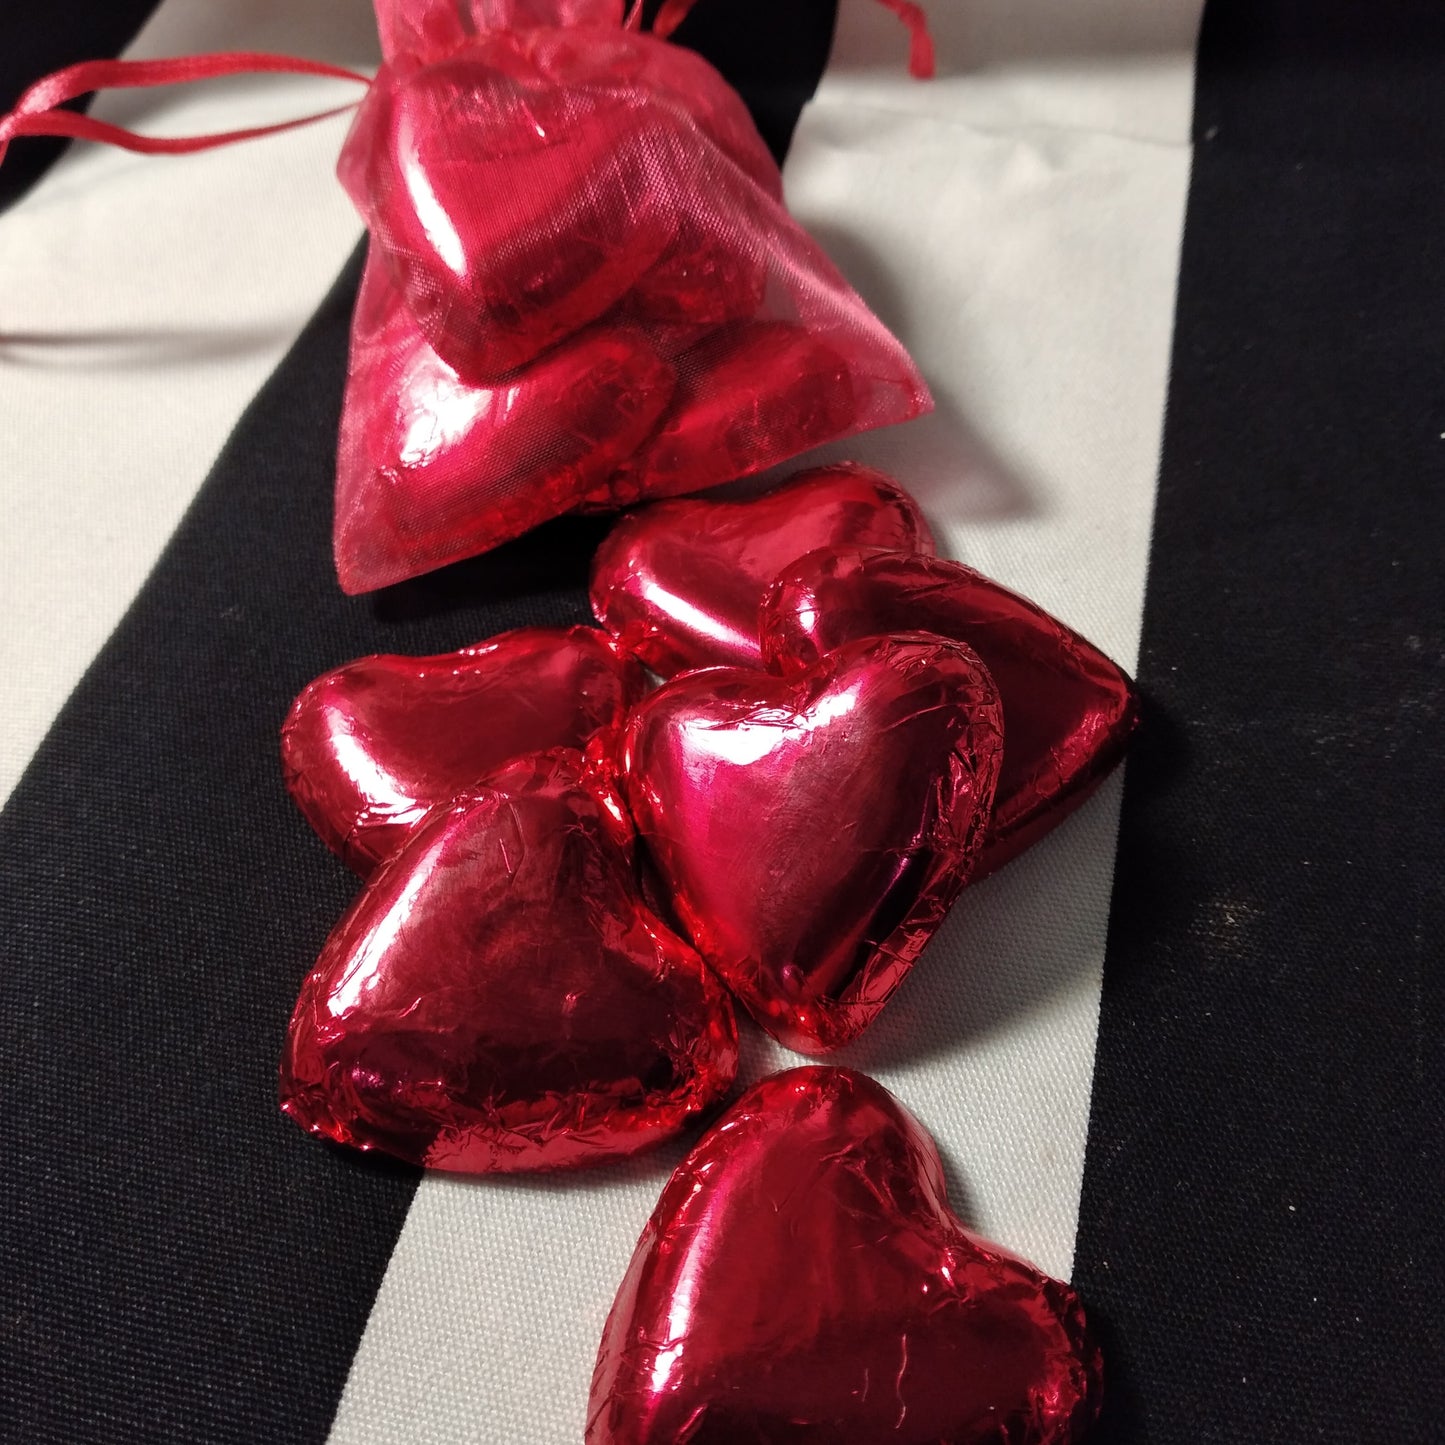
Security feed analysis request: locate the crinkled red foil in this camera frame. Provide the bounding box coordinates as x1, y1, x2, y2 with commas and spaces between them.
281, 625, 641, 876
620, 635, 1002, 1053
761, 547, 1140, 875
331, 11, 930, 592
606, 325, 861, 506
333, 254, 675, 594
279, 749, 738, 1172
343, 42, 680, 377
590, 465, 935, 676
589, 1066, 1103, 1444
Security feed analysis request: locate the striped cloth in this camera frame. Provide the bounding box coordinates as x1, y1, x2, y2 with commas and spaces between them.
0, 1, 1439, 1441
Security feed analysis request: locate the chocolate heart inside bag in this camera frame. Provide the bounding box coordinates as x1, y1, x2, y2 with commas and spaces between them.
333, 0, 933, 591
334, 252, 677, 593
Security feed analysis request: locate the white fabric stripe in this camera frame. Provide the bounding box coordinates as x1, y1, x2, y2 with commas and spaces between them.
327, 3, 1201, 1442
0, 0, 375, 809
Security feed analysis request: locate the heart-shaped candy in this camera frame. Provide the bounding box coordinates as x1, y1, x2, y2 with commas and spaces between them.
620, 635, 1001, 1052
607, 328, 882, 511
760, 549, 1139, 876
279, 750, 738, 1172
282, 626, 640, 877
589, 1066, 1102, 1444
343, 47, 680, 378
333, 254, 675, 594
591, 464, 935, 676
349, 28, 783, 378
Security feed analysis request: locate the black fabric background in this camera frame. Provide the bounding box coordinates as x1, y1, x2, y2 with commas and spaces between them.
1073, 2, 1445, 1441
0, 4, 837, 1441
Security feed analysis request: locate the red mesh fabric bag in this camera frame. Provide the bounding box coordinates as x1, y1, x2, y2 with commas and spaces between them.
333, 0, 933, 592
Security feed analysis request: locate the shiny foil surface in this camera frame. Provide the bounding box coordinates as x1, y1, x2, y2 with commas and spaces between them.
331, 11, 931, 590
591, 465, 935, 676
760, 548, 1140, 875
610, 324, 863, 506
333, 252, 674, 594
588, 1067, 1103, 1444
280, 750, 738, 1172
344, 22, 783, 377
281, 625, 638, 876
345, 39, 685, 378
620, 635, 1002, 1052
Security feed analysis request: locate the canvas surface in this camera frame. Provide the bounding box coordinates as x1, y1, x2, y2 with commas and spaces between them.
0, 2, 1439, 1441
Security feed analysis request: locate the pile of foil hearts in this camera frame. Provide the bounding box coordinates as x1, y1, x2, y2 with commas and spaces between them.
277, 462, 1132, 1442
0, 2, 1122, 1437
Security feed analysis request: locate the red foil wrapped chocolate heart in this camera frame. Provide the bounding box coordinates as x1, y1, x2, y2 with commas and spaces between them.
372, 5, 784, 212
343, 43, 678, 378
333, 253, 674, 594
279, 750, 737, 1172
608, 324, 866, 507
346, 24, 785, 377
628, 214, 768, 329
591, 464, 935, 676
760, 549, 1140, 875
589, 1066, 1103, 1444
526, 28, 783, 201
620, 635, 1002, 1052
282, 626, 639, 877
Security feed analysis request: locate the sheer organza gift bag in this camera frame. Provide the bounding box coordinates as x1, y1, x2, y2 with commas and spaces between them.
0, 0, 935, 594
333, 0, 935, 591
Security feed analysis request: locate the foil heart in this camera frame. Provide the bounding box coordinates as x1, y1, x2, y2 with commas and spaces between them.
346, 28, 783, 377
333, 253, 674, 594
282, 626, 640, 878
620, 635, 1002, 1052
591, 464, 935, 676
531, 29, 783, 201
760, 549, 1140, 875
588, 1066, 1103, 1444
342, 44, 680, 378
629, 209, 769, 328
605, 327, 869, 510
279, 750, 738, 1172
